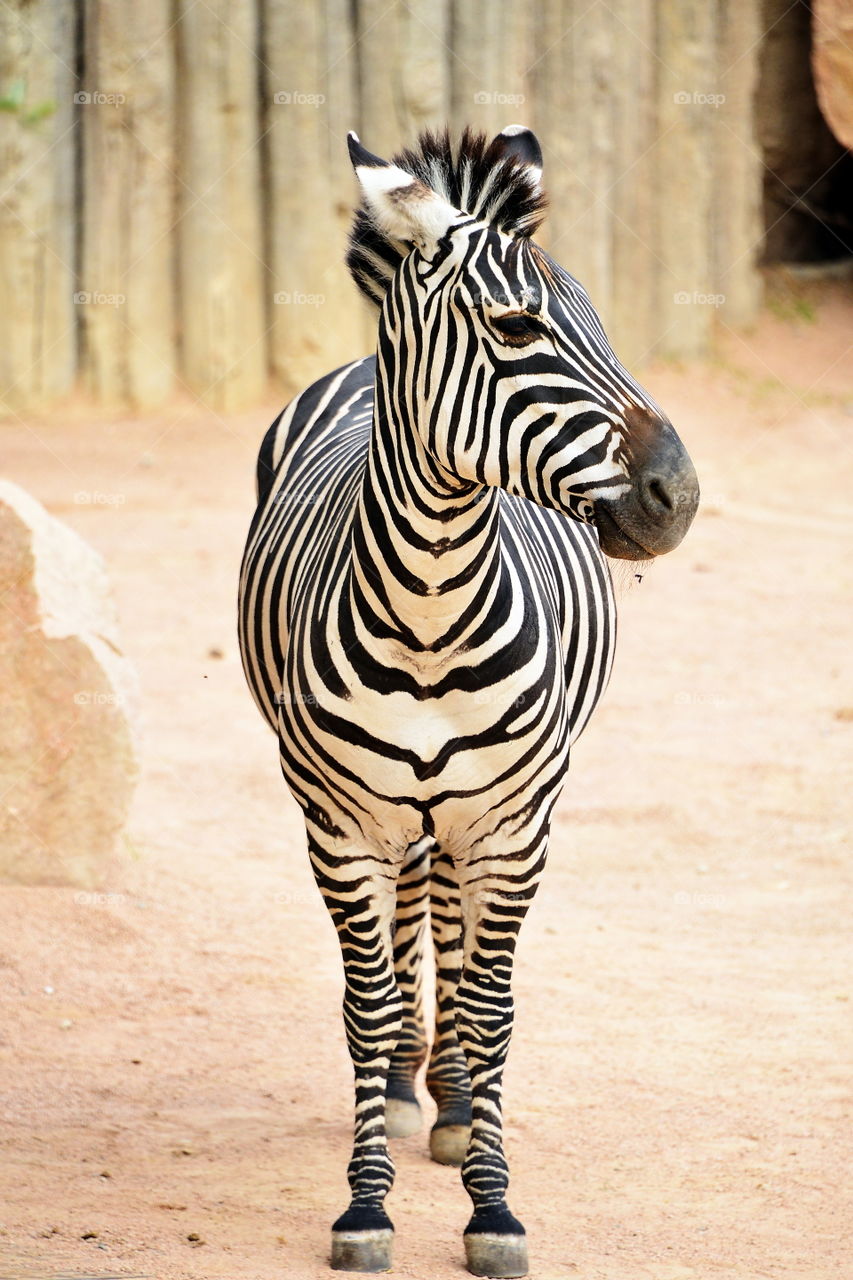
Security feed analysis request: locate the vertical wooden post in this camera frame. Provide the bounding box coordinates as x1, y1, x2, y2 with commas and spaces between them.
176, 0, 266, 412
356, 0, 449, 157
449, 0, 532, 140
263, 0, 366, 397
714, 0, 763, 328
655, 0, 720, 357
0, 0, 76, 415
80, 0, 176, 407
531, 0, 575, 265
608, 0, 658, 368
534, 1, 616, 319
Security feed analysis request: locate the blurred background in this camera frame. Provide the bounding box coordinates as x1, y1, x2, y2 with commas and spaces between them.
1, 0, 851, 417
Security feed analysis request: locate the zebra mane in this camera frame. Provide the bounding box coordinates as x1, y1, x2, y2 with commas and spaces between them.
346, 127, 548, 310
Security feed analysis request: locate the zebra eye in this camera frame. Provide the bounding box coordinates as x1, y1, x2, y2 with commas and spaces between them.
490, 312, 542, 345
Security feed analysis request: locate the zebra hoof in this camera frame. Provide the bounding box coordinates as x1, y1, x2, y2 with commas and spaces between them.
429, 1122, 470, 1166
385, 1096, 422, 1138
330, 1228, 393, 1272
464, 1231, 529, 1278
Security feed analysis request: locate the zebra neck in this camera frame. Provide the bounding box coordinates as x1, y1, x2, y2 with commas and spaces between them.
351, 403, 503, 651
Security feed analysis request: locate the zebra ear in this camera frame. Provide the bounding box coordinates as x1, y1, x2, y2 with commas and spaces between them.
347, 131, 460, 253
495, 125, 543, 188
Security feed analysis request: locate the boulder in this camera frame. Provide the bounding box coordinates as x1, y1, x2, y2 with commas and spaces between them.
813, 0, 853, 152
0, 481, 138, 887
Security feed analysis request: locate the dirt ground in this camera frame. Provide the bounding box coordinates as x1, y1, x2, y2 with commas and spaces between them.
1, 286, 852, 1280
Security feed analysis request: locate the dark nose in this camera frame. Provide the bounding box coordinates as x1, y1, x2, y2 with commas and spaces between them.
639, 446, 700, 538
621, 406, 697, 523
594, 414, 699, 559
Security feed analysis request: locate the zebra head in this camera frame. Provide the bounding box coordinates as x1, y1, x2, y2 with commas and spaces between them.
347, 128, 699, 560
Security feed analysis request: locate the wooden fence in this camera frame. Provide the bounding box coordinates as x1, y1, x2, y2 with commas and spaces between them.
1, 0, 768, 416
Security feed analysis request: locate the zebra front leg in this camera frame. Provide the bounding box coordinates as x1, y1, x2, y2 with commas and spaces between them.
426, 846, 472, 1165
385, 837, 431, 1139
455, 845, 547, 1279
307, 826, 402, 1273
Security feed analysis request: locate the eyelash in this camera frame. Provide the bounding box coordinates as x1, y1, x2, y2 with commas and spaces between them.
490, 312, 544, 345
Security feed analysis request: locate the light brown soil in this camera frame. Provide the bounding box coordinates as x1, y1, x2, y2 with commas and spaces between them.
1, 292, 852, 1280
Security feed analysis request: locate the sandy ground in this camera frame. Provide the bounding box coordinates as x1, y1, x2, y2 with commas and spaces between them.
1, 287, 852, 1280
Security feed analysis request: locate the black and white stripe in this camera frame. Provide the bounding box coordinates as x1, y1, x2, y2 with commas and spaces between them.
238, 127, 698, 1276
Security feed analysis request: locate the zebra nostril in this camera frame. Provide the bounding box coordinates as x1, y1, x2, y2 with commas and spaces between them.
643, 475, 674, 518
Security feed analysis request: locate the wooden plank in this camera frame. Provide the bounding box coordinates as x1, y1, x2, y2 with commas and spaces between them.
176, 0, 266, 411
532, 1, 615, 320
530, 0, 575, 266
263, 0, 366, 397
608, 0, 658, 368
564, 2, 615, 329
449, 0, 530, 139
356, 0, 448, 156
0, 0, 76, 414
655, 0, 720, 358
80, 0, 175, 406
714, 0, 763, 329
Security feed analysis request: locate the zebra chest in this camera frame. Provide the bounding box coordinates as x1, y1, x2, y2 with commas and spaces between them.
280, 629, 568, 806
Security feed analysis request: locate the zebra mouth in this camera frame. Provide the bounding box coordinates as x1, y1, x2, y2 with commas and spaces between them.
593, 504, 656, 561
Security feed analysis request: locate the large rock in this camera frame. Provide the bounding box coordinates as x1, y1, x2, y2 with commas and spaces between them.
0, 481, 138, 887
813, 0, 853, 151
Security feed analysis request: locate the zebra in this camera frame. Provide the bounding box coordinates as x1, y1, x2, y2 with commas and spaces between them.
238, 126, 699, 1278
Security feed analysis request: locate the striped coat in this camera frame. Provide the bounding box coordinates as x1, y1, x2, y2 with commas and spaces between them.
238, 127, 698, 1278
